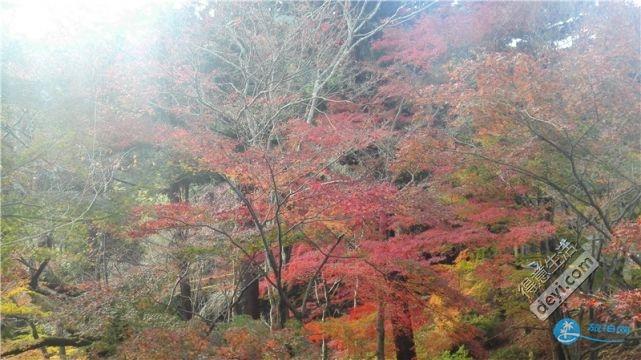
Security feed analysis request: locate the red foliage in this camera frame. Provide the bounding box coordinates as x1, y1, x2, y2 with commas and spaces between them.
373, 3, 499, 70
605, 219, 641, 257
118, 326, 214, 360
568, 289, 641, 325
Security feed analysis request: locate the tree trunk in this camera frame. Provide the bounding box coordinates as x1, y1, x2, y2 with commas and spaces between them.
391, 302, 416, 360
56, 322, 67, 360
376, 300, 385, 360
28, 233, 53, 290
386, 271, 416, 360
28, 321, 51, 359
177, 262, 193, 321
272, 245, 292, 328
234, 261, 260, 320
244, 278, 260, 320
305, 70, 321, 124
273, 295, 289, 329
547, 311, 567, 360
29, 259, 50, 290
588, 307, 598, 360
169, 180, 193, 321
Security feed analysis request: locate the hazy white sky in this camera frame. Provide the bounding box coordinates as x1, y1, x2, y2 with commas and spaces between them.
1, 0, 183, 43
2, 0, 639, 45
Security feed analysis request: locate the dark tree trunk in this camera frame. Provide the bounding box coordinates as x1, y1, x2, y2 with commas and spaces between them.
273, 245, 292, 328
274, 295, 289, 329
178, 277, 193, 320
391, 302, 416, 360
244, 279, 260, 319
271, 244, 292, 328
177, 262, 193, 321
547, 309, 567, 360
234, 262, 260, 319
28, 321, 51, 358
56, 322, 67, 360
28, 233, 53, 290
376, 300, 385, 360
588, 307, 598, 360
29, 259, 50, 290
385, 271, 416, 360
169, 180, 194, 321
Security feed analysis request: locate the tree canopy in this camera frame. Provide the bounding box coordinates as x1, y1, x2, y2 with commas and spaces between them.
1, 1, 640, 359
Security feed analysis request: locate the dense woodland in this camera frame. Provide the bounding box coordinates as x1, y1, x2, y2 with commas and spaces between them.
1, 1, 640, 359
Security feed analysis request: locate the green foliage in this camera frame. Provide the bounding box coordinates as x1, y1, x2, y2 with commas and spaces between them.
434, 346, 473, 360
462, 311, 500, 334
629, 268, 641, 288
450, 164, 496, 189
489, 346, 534, 360
472, 247, 497, 261
91, 309, 129, 357
178, 245, 224, 258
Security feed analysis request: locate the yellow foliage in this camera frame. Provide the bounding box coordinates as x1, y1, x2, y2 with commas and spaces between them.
1, 285, 49, 318
3, 284, 30, 298
0, 300, 48, 318
429, 294, 444, 307
438, 192, 466, 205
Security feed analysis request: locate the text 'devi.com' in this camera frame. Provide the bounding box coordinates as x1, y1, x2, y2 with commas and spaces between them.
530, 251, 599, 321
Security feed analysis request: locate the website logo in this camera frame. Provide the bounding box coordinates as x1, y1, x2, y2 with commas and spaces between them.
553, 318, 627, 345
554, 318, 581, 345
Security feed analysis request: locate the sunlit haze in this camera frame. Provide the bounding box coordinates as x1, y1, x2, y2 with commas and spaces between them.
1, 0, 179, 43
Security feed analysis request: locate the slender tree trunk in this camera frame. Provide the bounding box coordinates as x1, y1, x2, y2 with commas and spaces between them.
587, 234, 606, 360
545, 202, 567, 360
588, 307, 598, 360
274, 295, 288, 329
320, 279, 329, 360
56, 322, 67, 360
177, 262, 193, 321
102, 236, 109, 286
169, 180, 193, 321
320, 309, 329, 360
321, 338, 329, 360
376, 300, 385, 360
88, 225, 102, 286
305, 76, 320, 124
29, 321, 50, 358
273, 246, 291, 328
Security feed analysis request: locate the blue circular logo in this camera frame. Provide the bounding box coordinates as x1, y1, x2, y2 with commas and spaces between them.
554, 318, 581, 345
